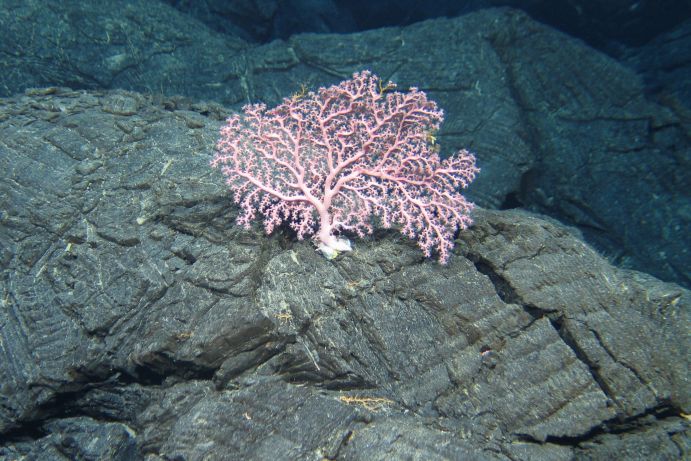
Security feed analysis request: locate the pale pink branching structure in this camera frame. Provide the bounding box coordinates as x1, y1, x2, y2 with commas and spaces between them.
212, 71, 479, 263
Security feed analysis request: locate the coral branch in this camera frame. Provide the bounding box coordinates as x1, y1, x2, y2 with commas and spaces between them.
212, 71, 479, 263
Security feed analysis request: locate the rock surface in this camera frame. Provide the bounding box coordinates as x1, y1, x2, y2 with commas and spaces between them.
162, 0, 691, 49
0, 87, 688, 459
2, 3, 687, 289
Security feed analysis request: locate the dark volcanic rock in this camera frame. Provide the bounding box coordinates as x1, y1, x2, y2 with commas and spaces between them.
163, 0, 691, 50
0, 0, 249, 103
0, 87, 688, 459
624, 18, 691, 115
2, 4, 688, 289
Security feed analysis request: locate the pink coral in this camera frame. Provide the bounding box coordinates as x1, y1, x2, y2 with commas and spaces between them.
212, 71, 479, 263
